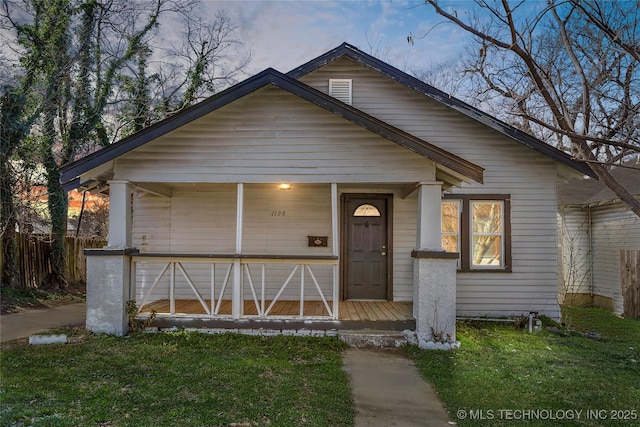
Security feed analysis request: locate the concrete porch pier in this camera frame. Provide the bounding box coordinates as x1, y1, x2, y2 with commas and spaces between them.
85, 248, 139, 336
412, 250, 458, 347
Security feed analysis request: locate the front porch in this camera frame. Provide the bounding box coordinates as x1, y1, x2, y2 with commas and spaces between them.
85, 181, 459, 345
131, 253, 414, 331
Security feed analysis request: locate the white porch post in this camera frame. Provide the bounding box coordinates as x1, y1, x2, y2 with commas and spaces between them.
416, 182, 444, 251
86, 180, 137, 336
331, 183, 339, 320
232, 183, 244, 319
413, 182, 459, 347
107, 180, 132, 248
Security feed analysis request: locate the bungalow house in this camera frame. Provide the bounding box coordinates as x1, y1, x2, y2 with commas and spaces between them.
558, 163, 640, 318
60, 43, 595, 344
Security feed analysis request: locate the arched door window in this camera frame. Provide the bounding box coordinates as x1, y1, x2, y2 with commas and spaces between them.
353, 204, 381, 217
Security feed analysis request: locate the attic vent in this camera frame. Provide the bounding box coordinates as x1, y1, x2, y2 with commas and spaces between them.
329, 79, 352, 105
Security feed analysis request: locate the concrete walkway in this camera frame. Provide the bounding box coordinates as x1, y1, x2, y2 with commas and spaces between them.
0, 303, 86, 343
1, 304, 454, 426
343, 348, 454, 426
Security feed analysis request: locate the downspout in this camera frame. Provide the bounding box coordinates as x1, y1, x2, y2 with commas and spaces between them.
588, 205, 594, 297
558, 205, 567, 299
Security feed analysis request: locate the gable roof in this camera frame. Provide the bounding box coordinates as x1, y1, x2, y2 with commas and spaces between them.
288, 42, 596, 179
60, 67, 483, 190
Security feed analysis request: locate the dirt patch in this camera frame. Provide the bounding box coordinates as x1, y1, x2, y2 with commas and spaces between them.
1, 282, 86, 315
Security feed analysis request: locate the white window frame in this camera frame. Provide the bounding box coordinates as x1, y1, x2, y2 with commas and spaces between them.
470, 200, 505, 269
441, 200, 461, 268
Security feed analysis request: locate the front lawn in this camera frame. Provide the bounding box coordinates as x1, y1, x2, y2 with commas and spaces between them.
407, 307, 640, 426
2, 306, 637, 426
0, 332, 353, 426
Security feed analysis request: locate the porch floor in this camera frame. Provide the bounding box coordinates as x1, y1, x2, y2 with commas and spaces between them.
139, 299, 413, 321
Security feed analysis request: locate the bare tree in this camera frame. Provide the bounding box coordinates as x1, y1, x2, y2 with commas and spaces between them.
1, 0, 250, 288
115, 8, 250, 140
425, 0, 640, 217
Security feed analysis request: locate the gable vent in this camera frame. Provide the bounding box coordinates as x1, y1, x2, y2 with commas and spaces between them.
329, 79, 352, 105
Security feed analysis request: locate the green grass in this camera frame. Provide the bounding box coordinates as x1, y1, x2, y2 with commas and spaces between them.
0, 332, 353, 426
406, 307, 640, 426
3, 306, 637, 426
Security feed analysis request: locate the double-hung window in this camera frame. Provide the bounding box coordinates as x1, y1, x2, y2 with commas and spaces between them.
441, 195, 511, 272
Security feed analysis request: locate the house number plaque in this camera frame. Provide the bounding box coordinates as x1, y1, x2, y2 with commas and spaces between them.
308, 236, 328, 247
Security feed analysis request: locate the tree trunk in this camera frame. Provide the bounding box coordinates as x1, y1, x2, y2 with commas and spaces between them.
43, 152, 69, 289
0, 161, 18, 288
41, 95, 68, 289
1, 90, 22, 288
590, 163, 640, 217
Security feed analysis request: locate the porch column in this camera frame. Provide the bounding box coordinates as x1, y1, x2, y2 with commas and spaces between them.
83, 180, 136, 336
232, 183, 244, 319
416, 182, 443, 251
413, 182, 459, 347
107, 180, 132, 248
331, 183, 339, 320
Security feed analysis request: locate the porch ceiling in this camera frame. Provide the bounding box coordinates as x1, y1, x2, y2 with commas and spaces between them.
93, 181, 463, 198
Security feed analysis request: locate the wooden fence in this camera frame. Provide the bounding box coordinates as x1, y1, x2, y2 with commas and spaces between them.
621, 250, 640, 319
3, 234, 106, 289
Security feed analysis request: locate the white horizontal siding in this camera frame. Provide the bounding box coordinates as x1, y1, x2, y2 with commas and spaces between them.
170, 185, 237, 254
301, 57, 563, 318
113, 86, 437, 184
242, 184, 333, 256
132, 193, 171, 252
392, 193, 418, 301
590, 204, 640, 315
557, 206, 591, 300
440, 124, 562, 318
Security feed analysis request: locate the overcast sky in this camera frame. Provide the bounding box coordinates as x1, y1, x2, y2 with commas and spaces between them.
206, 0, 473, 74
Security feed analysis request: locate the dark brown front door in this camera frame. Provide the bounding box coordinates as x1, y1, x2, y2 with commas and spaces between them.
344, 195, 391, 300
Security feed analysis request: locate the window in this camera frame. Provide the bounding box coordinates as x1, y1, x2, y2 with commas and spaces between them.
354, 204, 380, 217
441, 195, 511, 272
441, 201, 460, 253
471, 201, 503, 267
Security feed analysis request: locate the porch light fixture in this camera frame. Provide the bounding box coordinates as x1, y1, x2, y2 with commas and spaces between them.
278, 183, 292, 190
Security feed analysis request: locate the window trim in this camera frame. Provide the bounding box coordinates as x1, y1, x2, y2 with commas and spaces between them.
441, 199, 461, 268
442, 194, 512, 272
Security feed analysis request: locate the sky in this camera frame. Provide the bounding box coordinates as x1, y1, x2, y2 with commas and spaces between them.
202, 0, 473, 75
0, 0, 474, 89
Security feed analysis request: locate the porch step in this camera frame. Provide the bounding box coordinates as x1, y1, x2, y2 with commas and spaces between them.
147, 317, 415, 332
339, 329, 414, 349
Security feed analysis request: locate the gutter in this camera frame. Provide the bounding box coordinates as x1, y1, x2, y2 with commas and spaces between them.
587, 205, 594, 297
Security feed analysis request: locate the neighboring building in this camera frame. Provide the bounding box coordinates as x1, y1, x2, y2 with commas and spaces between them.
60, 43, 595, 340
558, 163, 640, 317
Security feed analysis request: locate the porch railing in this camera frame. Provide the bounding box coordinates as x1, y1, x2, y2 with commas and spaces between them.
131, 254, 339, 320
